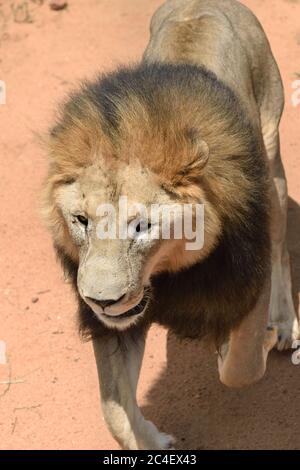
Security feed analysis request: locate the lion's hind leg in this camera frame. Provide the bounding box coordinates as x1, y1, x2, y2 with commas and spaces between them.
218, 279, 277, 388
264, 125, 299, 349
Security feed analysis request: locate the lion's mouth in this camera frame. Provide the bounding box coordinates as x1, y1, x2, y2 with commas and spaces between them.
102, 294, 150, 320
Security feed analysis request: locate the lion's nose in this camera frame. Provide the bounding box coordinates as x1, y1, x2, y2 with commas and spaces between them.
86, 294, 126, 309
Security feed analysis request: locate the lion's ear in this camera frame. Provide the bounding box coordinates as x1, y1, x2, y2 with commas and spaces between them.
185, 128, 209, 169
188, 136, 210, 170
172, 129, 210, 187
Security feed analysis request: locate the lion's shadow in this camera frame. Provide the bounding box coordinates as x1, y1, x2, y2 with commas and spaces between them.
142, 197, 300, 450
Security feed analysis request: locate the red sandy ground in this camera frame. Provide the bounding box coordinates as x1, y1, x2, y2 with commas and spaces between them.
0, 0, 299, 450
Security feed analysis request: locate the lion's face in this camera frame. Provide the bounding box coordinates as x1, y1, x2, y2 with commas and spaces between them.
54, 160, 187, 330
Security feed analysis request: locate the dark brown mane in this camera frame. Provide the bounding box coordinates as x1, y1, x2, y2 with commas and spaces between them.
51, 62, 270, 348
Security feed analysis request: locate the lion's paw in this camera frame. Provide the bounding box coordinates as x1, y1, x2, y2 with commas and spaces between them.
272, 318, 299, 351
137, 419, 175, 450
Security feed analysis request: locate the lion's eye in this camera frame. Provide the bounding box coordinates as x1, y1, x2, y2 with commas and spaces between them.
135, 221, 152, 233
76, 215, 88, 227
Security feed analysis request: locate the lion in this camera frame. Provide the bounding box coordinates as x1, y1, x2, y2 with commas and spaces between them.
42, 0, 299, 450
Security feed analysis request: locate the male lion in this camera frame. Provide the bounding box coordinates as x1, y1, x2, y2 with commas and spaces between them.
42, 0, 299, 450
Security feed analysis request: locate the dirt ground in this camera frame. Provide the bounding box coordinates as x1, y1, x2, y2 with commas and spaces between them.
0, 0, 300, 451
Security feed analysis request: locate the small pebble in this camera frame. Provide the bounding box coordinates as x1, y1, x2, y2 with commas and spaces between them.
49, 1, 68, 11
31, 297, 39, 303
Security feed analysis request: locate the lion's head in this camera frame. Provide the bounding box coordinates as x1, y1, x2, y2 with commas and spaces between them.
42, 63, 257, 330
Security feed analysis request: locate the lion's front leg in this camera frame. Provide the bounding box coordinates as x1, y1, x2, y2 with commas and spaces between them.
92, 330, 174, 450
218, 276, 277, 388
